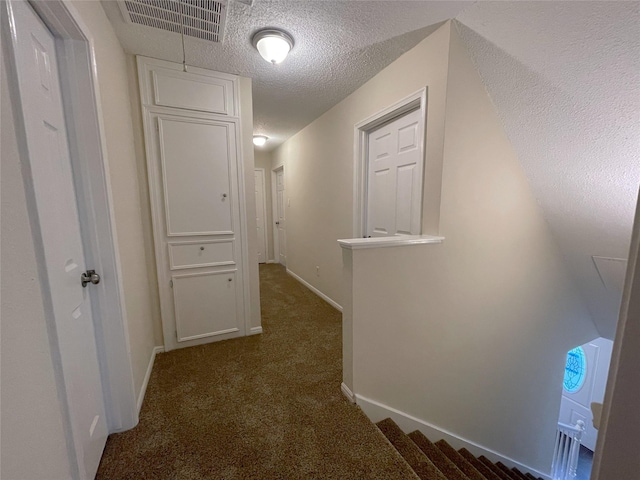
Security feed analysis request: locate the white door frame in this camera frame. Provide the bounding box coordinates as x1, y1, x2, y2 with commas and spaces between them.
271, 165, 284, 264
255, 168, 269, 263
353, 87, 427, 238
3, 0, 137, 438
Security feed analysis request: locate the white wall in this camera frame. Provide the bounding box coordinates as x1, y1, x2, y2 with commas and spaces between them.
1, 34, 73, 480
239, 76, 262, 331
272, 22, 451, 307
593, 187, 640, 479
344, 24, 598, 474
254, 149, 274, 262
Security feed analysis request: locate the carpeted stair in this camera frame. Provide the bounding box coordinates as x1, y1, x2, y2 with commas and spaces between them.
376, 418, 545, 480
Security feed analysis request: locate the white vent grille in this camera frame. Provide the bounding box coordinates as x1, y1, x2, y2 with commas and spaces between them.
118, 0, 228, 43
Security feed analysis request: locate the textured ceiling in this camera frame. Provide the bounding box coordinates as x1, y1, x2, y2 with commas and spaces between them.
100, 0, 472, 148
102, 0, 640, 339
456, 2, 640, 338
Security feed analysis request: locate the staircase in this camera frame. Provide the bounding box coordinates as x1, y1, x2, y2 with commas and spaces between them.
377, 418, 544, 480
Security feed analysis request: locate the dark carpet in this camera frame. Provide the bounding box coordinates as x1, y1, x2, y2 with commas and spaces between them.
96, 264, 416, 479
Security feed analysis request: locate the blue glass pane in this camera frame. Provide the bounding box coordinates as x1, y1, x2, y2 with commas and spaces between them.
563, 347, 587, 393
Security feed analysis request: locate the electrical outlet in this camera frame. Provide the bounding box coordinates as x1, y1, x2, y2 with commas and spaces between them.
316, 266, 320, 276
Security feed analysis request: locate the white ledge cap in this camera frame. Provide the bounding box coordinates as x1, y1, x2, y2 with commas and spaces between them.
337, 235, 444, 250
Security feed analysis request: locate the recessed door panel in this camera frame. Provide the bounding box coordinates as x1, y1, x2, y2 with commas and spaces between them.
152, 70, 232, 115
371, 169, 393, 235
158, 118, 233, 236
168, 241, 234, 270
173, 271, 239, 342
395, 164, 416, 235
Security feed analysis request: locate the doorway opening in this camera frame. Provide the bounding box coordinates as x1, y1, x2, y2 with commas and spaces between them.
553, 337, 614, 480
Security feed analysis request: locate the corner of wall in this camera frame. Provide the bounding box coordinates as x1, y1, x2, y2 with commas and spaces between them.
238, 76, 262, 332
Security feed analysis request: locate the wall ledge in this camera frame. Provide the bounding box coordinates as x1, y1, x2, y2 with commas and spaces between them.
338, 235, 444, 250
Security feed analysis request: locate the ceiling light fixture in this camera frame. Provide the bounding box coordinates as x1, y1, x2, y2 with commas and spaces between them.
252, 28, 294, 64
253, 135, 268, 146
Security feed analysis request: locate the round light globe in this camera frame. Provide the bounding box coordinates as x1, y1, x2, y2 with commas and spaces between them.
253, 135, 268, 147
252, 29, 294, 65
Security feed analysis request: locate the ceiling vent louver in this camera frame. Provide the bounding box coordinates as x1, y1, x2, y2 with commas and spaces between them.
118, 0, 228, 43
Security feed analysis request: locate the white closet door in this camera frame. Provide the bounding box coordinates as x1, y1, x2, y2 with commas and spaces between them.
366, 108, 423, 237
139, 56, 250, 352
151, 112, 245, 349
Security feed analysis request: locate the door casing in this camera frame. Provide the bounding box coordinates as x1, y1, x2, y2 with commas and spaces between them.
3, 0, 137, 450
353, 88, 428, 238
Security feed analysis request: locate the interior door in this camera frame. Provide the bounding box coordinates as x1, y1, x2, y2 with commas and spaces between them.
9, 2, 108, 477
366, 108, 423, 237
152, 113, 245, 349
274, 168, 286, 265
255, 169, 267, 263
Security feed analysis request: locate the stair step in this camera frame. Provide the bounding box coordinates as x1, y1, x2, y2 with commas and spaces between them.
524, 474, 538, 480
458, 449, 503, 480
408, 431, 470, 480
510, 467, 529, 480
479, 456, 513, 480
376, 419, 447, 480
496, 462, 522, 480
434, 440, 487, 480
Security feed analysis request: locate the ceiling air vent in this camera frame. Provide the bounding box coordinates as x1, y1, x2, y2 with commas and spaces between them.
118, 0, 228, 43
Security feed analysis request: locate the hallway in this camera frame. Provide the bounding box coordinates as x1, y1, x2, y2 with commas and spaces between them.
96, 264, 415, 479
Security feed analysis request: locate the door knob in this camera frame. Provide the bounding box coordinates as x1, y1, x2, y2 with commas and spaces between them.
275, 221, 280, 225
81, 269, 101, 288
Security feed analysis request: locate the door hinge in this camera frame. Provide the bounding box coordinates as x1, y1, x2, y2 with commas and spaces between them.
170, 280, 173, 287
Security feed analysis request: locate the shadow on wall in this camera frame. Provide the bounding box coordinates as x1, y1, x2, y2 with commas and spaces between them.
453, 18, 639, 339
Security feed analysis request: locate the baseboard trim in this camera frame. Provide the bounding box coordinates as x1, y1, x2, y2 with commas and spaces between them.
249, 326, 263, 335
355, 394, 551, 480
341, 382, 356, 403
266, 259, 277, 264
286, 268, 343, 312
137, 346, 164, 413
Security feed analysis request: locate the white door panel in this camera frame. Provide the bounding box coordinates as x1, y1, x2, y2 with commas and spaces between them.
158, 118, 233, 236
366, 108, 424, 237
146, 108, 245, 351
10, 2, 107, 477
173, 271, 239, 341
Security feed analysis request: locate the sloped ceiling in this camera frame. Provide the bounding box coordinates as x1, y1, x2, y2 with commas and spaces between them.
455, 2, 640, 339
100, 0, 472, 147
102, 0, 640, 339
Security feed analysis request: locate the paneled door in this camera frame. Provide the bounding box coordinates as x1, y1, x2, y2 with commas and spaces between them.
274, 167, 287, 265
148, 112, 246, 350
9, 1, 108, 477
366, 108, 423, 237
255, 169, 267, 263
